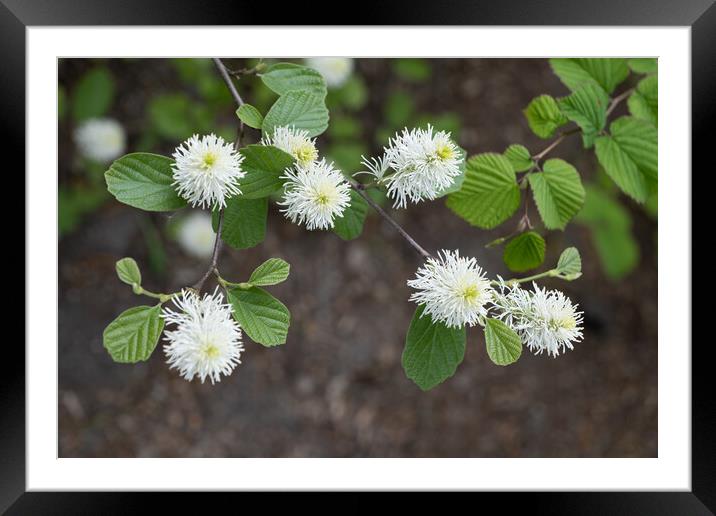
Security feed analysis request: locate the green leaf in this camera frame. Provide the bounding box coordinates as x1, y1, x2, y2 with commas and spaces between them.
58, 85, 67, 120
528, 159, 585, 230
72, 67, 115, 121
393, 58, 431, 82
504, 144, 534, 172
249, 258, 291, 286
628, 58, 657, 74
262, 90, 329, 138
446, 153, 521, 229
333, 190, 368, 241
148, 93, 196, 140
236, 104, 264, 129
401, 305, 466, 391
627, 75, 658, 127
555, 247, 582, 279
523, 95, 568, 139
214, 197, 268, 250
260, 63, 327, 98
576, 185, 639, 280
594, 116, 658, 203
557, 83, 609, 147
549, 58, 629, 94
103, 305, 164, 363
116, 257, 142, 286
105, 153, 187, 212
503, 231, 546, 272
384, 91, 414, 127
484, 318, 522, 366
227, 286, 290, 346
237, 144, 294, 199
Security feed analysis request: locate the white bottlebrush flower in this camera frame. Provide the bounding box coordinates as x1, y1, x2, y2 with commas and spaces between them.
305, 57, 354, 88
278, 159, 351, 231
177, 211, 215, 259
263, 126, 318, 166
74, 117, 126, 163
162, 289, 244, 384
375, 125, 463, 209
407, 249, 494, 329
172, 134, 245, 209
493, 282, 584, 357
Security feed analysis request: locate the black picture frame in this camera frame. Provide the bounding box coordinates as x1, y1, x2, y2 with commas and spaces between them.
5, 0, 709, 512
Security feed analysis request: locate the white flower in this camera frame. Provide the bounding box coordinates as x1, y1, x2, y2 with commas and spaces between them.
372, 125, 463, 209
74, 117, 126, 163
407, 249, 494, 329
305, 57, 354, 88
263, 126, 318, 166
493, 282, 584, 357
171, 134, 245, 209
278, 159, 351, 231
177, 211, 215, 259
162, 289, 243, 384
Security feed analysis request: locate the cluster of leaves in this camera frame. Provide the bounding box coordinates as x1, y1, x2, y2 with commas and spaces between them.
446, 58, 657, 277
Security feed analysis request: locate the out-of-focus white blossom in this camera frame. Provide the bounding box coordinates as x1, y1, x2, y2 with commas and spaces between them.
74, 117, 126, 163
305, 57, 354, 88
177, 211, 215, 259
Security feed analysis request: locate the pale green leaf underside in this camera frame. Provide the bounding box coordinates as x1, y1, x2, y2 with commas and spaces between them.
627, 75, 658, 127
549, 58, 629, 94
249, 258, 291, 286
237, 144, 294, 199
503, 231, 546, 272
446, 153, 520, 229
402, 305, 466, 391
103, 305, 164, 363
594, 116, 658, 203
528, 158, 585, 230
556, 247, 582, 277
105, 153, 186, 212
333, 189, 369, 241
523, 94, 568, 139
236, 104, 264, 129
227, 286, 290, 347
484, 318, 522, 366
504, 144, 534, 172
262, 90, 329, 138
260, 62, 328, 98
116, 257, 141, 286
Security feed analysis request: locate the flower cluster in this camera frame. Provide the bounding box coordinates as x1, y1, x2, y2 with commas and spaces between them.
74, 117, 126, 163
278, 159, 351, 230
162, 289, 244, 384
172, 133, 245, 209
492, 282, 584, 357
407, 250, 583, 357
263, 126, 318, 167
364, 125, 463, 209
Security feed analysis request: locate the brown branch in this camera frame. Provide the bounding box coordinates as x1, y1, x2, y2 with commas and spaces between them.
192, 209, 224, 292
606, 87, 635, 117
350, 181, 433, 260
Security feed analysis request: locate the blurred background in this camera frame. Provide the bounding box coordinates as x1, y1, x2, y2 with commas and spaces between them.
58, 58, 657, 457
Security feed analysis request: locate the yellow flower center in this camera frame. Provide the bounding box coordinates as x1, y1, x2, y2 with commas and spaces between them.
293, 143, 318, 165
459, 284, 480, 304
201, 342, 220, 359
436, 144, 454, 161
201, 152, 217, 170
549, 316, 576, 331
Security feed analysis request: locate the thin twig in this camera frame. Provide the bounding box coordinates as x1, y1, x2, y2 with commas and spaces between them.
212, 58, 245, 107
192, 209, 224, 291
606, 87, 635, 117
532, 128, 580, 162
350, 181, 433, 260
